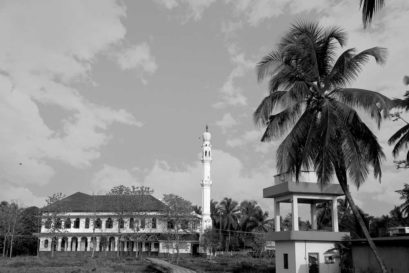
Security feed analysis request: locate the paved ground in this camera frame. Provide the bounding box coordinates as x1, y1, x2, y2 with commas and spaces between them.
145, 258, 196, 273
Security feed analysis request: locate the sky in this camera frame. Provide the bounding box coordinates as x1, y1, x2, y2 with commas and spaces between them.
0, 0, 409, 217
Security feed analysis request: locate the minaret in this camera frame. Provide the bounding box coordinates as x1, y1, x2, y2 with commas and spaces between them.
201, 125, 212, 233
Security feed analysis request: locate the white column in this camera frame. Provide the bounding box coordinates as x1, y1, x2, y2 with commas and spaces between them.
311, 202, 317, 230
274, 200, 281, 232
124, 240, 128, 251
292, 196, 299, 231
57, 237, 62, 251
332, 197, 339, 232
86, 237, 91, 251
133, 241, 137, 251
67, 237, 72, 251
114, 237, 119, 251
96, 237, 100, 252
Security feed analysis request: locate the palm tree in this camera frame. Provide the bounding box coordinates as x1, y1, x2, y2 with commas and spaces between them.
254, 22, 391, 273
239, 200, 269, 232
396, 184, 409, 218
218, 198, 240, 251
388, 76, 409, 166
360, 0, 385, 28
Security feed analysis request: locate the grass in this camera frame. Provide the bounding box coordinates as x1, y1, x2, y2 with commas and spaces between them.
176, 255, 275, 273
0, 256, 160, 273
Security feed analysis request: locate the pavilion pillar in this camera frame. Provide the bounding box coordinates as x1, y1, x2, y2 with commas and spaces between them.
274, 200, 281, 232
86, 237, 91, 251
292, 196, 299, 231
124, 240, 127, 252
332, 197, 339, 232
67, 237, 72, 251
311, 202, 317, 230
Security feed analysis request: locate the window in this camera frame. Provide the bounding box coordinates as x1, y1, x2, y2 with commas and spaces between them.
44, 239, 49, 248
64, 218, 71, 229
129, 218, 134, 229
141, 218, 145, 229
284, 253, 288, 269
85, 218, 90, 229
55, 218, 62, 229
74, 218, 80, 229
151, 218, 157, 229
94, 218, 102, 229
106, 218, 113, 229
45, 218, 52, 229
119, 218, 124, 229
167, 220, 174, 229
192, 221, 197, 230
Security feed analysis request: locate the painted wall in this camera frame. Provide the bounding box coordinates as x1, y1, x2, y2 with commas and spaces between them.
276, 241, 339, 273
352, 245, 409, 273
159, 241, 192, 254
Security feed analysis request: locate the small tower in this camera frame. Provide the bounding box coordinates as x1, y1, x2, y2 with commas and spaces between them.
201, 125, 212, 233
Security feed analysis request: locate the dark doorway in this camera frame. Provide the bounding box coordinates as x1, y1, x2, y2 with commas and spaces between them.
308, 252, 319, 273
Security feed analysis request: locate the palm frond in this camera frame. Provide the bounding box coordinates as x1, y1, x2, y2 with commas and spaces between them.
317, 27, 347, 78
327, 47, 387, 88
261, 102, 303, 142
360, 0, 385, 28
257, 50, 282, 82
391, 130, 409, 158
253, 91, 287, 126
388, 123, 409, 145
332, 88, 392, 128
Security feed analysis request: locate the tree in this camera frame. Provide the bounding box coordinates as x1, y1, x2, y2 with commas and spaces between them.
43, 193, 66, 257
254, 22, 391, 272
396, 184, 409, 218
218, 198, 240, 251
162, 194, 195, 264
360, 0, 385, 28
388, 77, 409, 167
200, 229, 219, 257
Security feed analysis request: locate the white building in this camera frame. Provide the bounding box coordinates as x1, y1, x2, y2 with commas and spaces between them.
37, 192, 201, 256
36, 126, 214, 256
264, 171, 349, 273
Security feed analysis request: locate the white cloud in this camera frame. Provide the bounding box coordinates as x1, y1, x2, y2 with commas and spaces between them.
155, 0, 216, 21
226, 130, 259, 147
0, 184, 45, 208
216, 113, 238, 133
91, 164, 140, 193
116, 43, 158, 76
213, 45, 254, 108
0, 0, 141, 188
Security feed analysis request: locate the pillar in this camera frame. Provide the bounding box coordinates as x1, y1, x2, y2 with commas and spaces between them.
86, 237, 91, 251
133, 241, 137, 251
96, 237, 100, 252
332, 197, 339, 232
124, 240, 127, 252
67, 237, 72, 251
114, 237, 119, 251
57, 237, 62, 251
292, 196, 299, 231
311, 202, 317, 230
274, 200, 281, 232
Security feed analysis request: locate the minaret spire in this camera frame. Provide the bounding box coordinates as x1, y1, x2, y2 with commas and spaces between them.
200, 125, 212, 233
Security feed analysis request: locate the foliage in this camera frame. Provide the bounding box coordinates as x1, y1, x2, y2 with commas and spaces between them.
360, 0, 385, 28
254, 21, 392, 273
396, 184, 409, 217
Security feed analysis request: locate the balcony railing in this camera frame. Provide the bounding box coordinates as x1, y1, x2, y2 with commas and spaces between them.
274, 171, 318, 185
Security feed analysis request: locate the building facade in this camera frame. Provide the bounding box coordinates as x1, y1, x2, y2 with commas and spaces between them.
37, 192, 201, 256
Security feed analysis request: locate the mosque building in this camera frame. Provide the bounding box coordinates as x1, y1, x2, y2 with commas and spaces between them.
36, 126, 213, 256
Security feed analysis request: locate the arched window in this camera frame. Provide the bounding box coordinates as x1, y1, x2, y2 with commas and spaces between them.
119, 218, 124, 229
141, 218, 145, 229
94, 218, 102, 229
45, 218, 52, 229
44, 239, 49, 248
55, 218, 62, 229
64, 218, 71, 229
129, 218, 134, 229
205, 151, 207, 157
209, 151, 211, 157
151, 218, 157, 229
85, 218, 90, 229
74, 218, 80, 229
192, 221, 197, 230
106, 218, 113, 229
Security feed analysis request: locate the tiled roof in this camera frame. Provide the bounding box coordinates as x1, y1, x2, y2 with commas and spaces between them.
42, 192, 168, 213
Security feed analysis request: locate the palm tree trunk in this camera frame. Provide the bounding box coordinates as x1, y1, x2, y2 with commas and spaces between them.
339, 181, 388, 273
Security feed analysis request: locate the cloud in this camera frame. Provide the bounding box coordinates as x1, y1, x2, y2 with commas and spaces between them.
115, 43, 158, 76
216, 113, 238, 133
0, 184, 45, 208
0, 0, 142, 188
155, 0, 216, 21
91, 164, 140, 193
213, 45, 254, 108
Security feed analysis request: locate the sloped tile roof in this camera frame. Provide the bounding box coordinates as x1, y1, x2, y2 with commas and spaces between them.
42, 192, 168, 213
